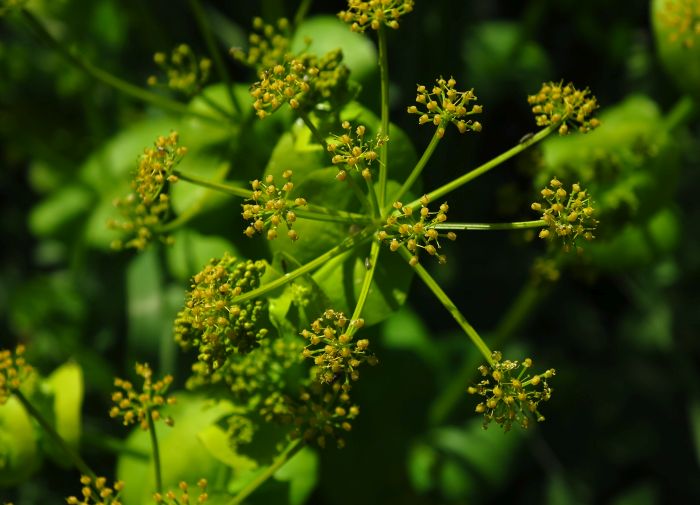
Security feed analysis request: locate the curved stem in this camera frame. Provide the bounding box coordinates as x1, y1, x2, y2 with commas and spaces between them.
377, 26, 390, 208
297, 111, 328, 153
293, 0, 313, 28
227, 440, 305, 505
188, 0, 240, 114
14, 390, 95, 479
173, 170, 253, 198
295, 208, 372, 225
428, 256, 560, 426
403, 124, 557, 210
345, 172, 373, 214
348, 240, 382, 336
398, 247, 494, 366
387, 126, 443, 213
434, 219, 546, 231
147, 412, 163, 493
232, 227, 375, 304
20, 9, 223, 124
663, 94, 696, 131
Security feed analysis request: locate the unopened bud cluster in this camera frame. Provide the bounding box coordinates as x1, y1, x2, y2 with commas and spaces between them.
250, 58, 319, 119
381, 196, 455, 265
66, 475, 125, 505
242, 171, 307, 241
468, 351, 555, 431
528, 81, 600, 135
0, 345, 33, 404
153, 479, 209, 504
109, 362, 176, 430
407, 77, 483, 137
174, 254, 269, 370
531, 178, 598, 251
147, 44, 211, 96
109, 132, 186, 250
328, 121, 388, 181
230, 17, 291, 71
338, 0, 414, 32
300, 309, 377, 384
657, 0, 700, 48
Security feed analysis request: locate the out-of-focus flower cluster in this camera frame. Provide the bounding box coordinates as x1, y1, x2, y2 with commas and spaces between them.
147, 44, 211, 96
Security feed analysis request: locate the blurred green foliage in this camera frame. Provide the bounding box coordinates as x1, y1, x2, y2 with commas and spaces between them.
1, 0, 700, 504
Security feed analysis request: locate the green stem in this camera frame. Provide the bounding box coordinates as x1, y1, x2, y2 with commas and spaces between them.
403, 124, 557, 210
434, 219, 546, 231
198, 91, 236, 120
293, 0, 313, 28
173, 170, 253, 197
398, 247, 494, 365
227, 440, 305, 505
147, 412, 163, 493
377, 25, 390, 208
172, 170, 371, 223
188, 0, 241, 114
428, 258, 558, 426
298, 110, 328, 153
14, 390, 95, 478
232, 227, 375, 305
348, 240, 382, 335
20, 9, 222, 124
663, 94, 696, 131
345, 172, 373, 214
387, 126, 443, 213
362, 172, 380, 218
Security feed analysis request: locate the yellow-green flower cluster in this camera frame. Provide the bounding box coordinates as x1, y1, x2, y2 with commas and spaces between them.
380, 196, 455, 265
109, 132, 187, 250
66, 475, 125, 505
300, 309, 378, 385
468, 351, 555, 431
338, 0, 414, 32
242, 171, 308, 241
147, 44, 211, 96
250, 59, 319, 119
109, 363, 176, 430
0, 345, 33, 404
154, 479, 209, 504
528, 81, 600, 135
407, 77, 483, 137
328, 121, 388, 181
230, 17, 291, 71
531, 178, 598, 251
657, 0, 700, 48
174, 254, 269, 369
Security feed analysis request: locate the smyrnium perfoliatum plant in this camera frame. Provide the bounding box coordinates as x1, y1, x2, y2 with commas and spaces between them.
2, 0, 617, 502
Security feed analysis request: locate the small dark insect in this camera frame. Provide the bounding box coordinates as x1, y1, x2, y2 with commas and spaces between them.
519, 132, 534, 144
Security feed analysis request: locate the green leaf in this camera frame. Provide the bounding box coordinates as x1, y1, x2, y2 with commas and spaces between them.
166, 228, 238, 282
116, 393, 236, 505
197, 424, 258, 473
407, 442, 438, 493
126, 246, 166, 356
273, 446, 319, 505
28, 184, 92, 237
291, 16, 378, 84
0, 396, 41, 486
44, 361, 83, 448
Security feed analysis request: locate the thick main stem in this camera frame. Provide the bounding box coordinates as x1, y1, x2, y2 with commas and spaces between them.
20, 9, 222, 124
398, 247, 494, 366
227, 440, 305, 505
377, 26, 390, 208
14, 390, 95, 479
403, 124, 557, 210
